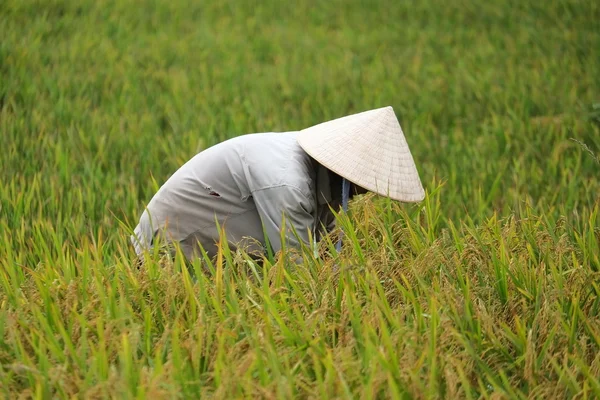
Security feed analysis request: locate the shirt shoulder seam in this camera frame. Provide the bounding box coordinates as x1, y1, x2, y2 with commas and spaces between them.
251, 183, 310, 198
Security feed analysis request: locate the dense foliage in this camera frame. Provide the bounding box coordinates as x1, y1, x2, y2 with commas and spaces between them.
1, 0, 598, 398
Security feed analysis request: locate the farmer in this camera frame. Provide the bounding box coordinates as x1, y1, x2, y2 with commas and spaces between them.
131, 106, 425, 261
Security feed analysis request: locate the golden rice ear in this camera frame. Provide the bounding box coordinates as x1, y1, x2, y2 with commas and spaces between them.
134, 255, 145, 270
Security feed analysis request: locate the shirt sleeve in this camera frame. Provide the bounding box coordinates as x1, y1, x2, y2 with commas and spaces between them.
251, 185, 315, 254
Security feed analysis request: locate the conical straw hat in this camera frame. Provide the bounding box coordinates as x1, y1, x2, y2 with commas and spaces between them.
297, 106, 425, 202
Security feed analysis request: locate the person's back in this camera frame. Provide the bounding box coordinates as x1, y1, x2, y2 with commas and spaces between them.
132, 131, 314, 259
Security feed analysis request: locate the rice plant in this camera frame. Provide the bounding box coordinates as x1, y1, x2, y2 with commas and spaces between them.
1, 0, 599, 398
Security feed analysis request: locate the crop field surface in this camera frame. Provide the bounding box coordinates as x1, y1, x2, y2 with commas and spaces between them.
1, 0, 599, 398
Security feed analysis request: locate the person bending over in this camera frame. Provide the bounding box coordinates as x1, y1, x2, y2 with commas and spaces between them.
131, 106, 425, 261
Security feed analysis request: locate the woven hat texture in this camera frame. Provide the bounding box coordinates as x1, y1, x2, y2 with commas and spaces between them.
297, 106, 425, 202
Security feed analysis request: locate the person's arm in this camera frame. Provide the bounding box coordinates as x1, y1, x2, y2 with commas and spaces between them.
251, 185, 315, 254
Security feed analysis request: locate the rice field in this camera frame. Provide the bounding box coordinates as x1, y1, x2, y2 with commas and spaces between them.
1, 0, 599, 398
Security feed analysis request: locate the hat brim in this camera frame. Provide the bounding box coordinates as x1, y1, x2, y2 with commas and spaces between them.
297, 106, 425, 202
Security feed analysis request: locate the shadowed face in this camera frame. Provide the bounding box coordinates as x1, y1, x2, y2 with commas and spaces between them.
326, 168, 369, 200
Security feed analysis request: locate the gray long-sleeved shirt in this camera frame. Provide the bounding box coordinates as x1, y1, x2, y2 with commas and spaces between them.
131, 131, 342, 260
